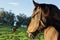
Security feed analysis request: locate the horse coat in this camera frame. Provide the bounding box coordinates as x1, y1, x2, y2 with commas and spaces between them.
27, 0, 60, 40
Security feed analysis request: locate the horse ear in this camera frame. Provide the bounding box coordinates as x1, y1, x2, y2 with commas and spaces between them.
33, 0, 39, 7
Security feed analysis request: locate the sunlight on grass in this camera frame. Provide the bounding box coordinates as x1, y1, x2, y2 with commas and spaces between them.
0, 25, 44, 40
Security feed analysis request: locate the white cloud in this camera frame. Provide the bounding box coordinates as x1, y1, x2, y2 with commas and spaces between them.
8, 2, 19, 6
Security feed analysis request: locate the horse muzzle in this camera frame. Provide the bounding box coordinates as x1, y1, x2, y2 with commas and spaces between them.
27, 31, 35, 39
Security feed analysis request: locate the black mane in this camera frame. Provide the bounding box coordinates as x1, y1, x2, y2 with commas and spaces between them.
37, 3, 60, 32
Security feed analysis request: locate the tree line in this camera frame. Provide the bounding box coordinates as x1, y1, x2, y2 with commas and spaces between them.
0, 8, 31, 27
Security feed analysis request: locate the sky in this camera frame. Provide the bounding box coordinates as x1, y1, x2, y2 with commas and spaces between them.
0, 0, 60, 17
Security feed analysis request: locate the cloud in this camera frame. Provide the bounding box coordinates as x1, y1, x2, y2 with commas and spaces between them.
8, 2, 19, 6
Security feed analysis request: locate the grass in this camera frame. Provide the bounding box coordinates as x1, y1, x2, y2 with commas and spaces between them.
0, 25, 44, 40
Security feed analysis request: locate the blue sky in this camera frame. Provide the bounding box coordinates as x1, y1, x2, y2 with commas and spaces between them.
0, 0, 60, 17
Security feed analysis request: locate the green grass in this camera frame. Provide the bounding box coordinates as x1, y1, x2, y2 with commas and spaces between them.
0, 25, 44, 40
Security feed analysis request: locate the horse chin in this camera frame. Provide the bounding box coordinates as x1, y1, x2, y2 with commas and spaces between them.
27, 32, 35, 39
30, 33, 35, 39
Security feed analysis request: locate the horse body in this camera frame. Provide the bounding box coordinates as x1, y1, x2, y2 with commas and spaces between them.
44, 26, 59, 40
27, 0, 60, 40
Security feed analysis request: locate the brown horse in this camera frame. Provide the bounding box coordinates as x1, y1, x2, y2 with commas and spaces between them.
27, 0, 60, 40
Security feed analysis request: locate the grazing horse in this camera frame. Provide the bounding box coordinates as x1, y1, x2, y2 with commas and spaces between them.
27, 0, 60, 40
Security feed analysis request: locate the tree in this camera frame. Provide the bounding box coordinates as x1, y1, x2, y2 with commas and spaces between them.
17, 13, 31, 27
0, 9, 15, 25
0, 9, 6, 24
3, 10, 15, 25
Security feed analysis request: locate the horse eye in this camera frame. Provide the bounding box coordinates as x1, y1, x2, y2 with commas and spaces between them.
31, 15, 35, 19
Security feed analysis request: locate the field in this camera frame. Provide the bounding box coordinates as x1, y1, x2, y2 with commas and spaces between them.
0, 25, 44, 40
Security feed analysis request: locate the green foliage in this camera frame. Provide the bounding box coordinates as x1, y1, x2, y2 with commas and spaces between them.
0, 9, 31, 26
0, 9, 14, 25
0, 25, 44, 40
17, 14, 31, 26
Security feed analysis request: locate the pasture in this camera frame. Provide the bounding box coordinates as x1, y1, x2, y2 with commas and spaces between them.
0, 25, 43, 40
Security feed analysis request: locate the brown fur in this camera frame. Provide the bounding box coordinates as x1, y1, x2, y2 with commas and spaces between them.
44, 26, 59, 40
27, 0, 60, 40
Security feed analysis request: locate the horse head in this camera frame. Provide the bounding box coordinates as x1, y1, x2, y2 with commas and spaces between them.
27, 0, 60, 39
26, 0, 50, 39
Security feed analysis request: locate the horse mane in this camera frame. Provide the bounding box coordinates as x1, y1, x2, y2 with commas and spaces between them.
37, 3, 60, 21
36, 3, 60, 32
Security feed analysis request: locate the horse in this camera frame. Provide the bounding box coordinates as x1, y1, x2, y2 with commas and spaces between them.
27, 0, 60, 40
